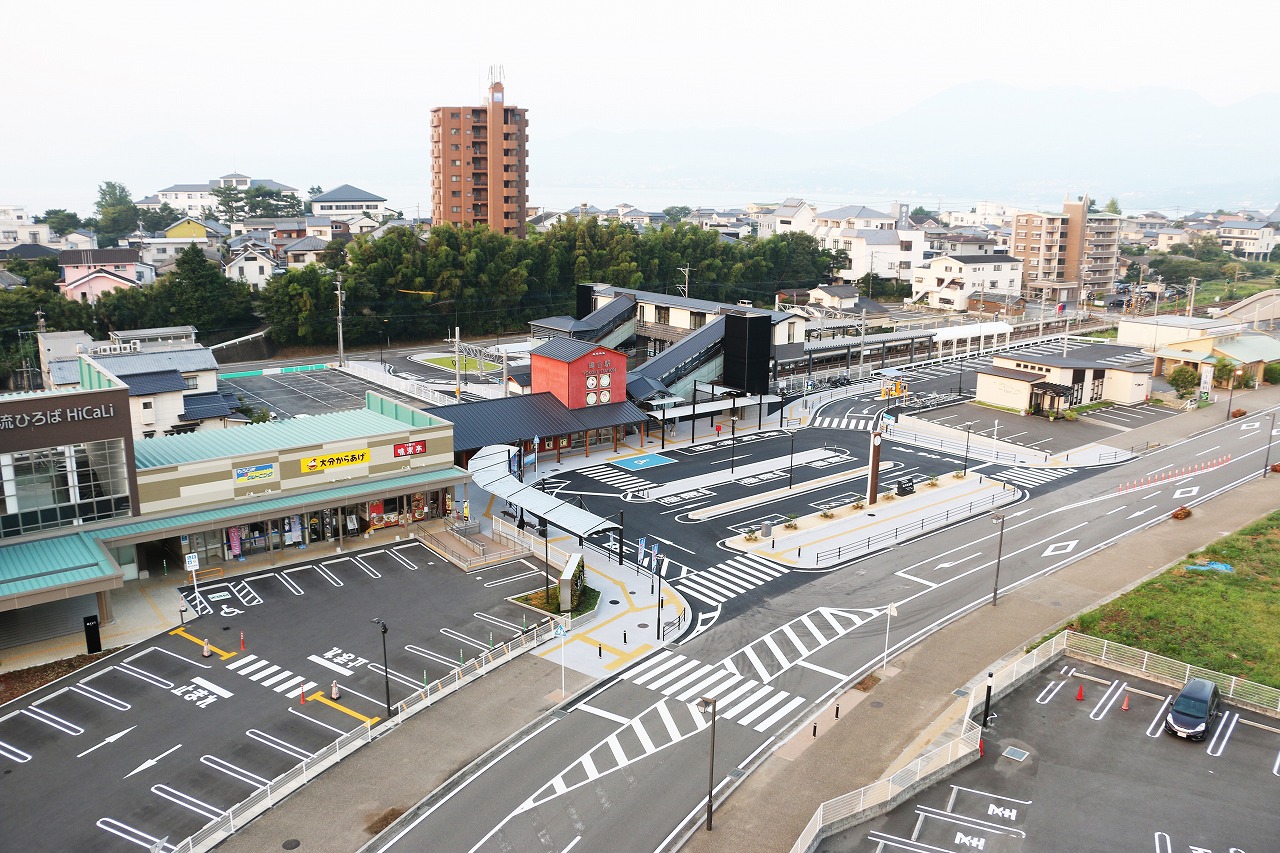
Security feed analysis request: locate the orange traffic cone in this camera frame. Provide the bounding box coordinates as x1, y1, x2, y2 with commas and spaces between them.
299, 688, 307, 705
1122, 694, 1129, 711
202, 639, 212, 658
331, 680, 341, 700
240, 631, 245, 651
1076, 684, 1084, 701
979, 738, 984, 757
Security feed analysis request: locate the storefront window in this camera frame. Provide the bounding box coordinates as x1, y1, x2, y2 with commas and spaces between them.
1, 439, 131, 539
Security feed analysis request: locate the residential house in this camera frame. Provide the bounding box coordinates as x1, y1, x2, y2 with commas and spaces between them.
123, 218, 227, 268
225, 246, 280, 290
976, 345, 1151, 416
913, 254, 1024, 312
0, 269, 26, 289
59, 248, 155, 303
1216, 221, 1276, 260
283, 236, 327, 268
940, 202, 1012, 228
0, 205, 99, 252
310, 185, 387, 220
756, 198, 817, 239
1154, 227, 1191, 252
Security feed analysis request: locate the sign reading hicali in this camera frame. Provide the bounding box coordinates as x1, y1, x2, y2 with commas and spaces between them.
0, 403, 117, 430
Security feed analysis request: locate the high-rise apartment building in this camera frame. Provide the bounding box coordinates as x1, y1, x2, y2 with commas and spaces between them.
431, 82, 529, 237
1009, 194, 1120, 304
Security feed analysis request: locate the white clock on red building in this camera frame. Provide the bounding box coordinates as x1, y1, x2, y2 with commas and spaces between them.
600, 374, 611, 387
600, 390, 611, 403
586, 375, 598, 389
586, 391, 598, 405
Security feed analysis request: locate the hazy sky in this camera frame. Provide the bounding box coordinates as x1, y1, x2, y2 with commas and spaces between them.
8, 0, 1279, 218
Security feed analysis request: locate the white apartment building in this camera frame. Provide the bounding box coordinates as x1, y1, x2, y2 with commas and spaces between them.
136, 173, 300, 215
1216, 221, 1276, 261
913, 254, 1024, 312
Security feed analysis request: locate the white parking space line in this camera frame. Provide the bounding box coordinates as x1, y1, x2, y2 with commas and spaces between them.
201, 754, 269, 787
0, 738, 32, 763
96, 818, 171, 851
307, 655, 354, 676
474, 611, 523, 631
287, 707, 348, 735
115, 663, 172, 689
1036, 681, 1066, 704
404, 645, 458, 668
1146, 696, 1173, 737
19, 706, 82, 735
1206, 712, 1239, 757
1089, 681, 1127, 720
247, 728, 312, 760
370, 664, 422, 690
152, 784, 223, 820
70, 684, 130, 710
440, 627, 490, 652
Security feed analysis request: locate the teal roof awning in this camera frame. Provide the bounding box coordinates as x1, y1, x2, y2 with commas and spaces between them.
0, 532, 121, 607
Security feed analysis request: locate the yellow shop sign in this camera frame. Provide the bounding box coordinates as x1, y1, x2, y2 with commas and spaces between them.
300, 449, 370, 473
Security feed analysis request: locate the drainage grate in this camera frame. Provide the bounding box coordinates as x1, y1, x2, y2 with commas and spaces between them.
952, 688, 969, 697
1002, 747, 1030, 762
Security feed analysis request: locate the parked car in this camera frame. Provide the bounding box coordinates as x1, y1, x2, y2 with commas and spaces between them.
1106, 297, 1127, 309
1164, 677, 1222, 740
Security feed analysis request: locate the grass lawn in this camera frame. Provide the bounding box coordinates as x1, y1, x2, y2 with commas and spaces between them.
423, 355, 501, 372
1063, 510, 1280, 687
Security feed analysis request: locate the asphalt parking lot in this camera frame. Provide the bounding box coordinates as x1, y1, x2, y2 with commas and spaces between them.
0, 541, 555, 852
821, 663, 1280, 852
916, 400, 1181, 455
219, 367, 425, 418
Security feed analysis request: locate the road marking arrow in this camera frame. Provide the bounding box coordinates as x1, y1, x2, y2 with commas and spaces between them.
1127, 507, 1157, 520
934, 552, 981, 570
126, 743, 181, 778
77, 725, 136, 758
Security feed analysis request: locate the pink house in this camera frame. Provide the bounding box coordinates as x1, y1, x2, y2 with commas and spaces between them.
59, 248, 154, 303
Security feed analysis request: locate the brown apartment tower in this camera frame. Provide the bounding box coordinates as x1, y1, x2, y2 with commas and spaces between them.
431, 82, 529, 237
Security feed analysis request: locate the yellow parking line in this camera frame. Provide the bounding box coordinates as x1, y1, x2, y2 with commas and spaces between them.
308, 692, 379, 724
168, 627, 236, 660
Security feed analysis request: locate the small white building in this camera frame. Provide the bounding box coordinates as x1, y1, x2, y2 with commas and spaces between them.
913, 254, 1023, 311
310, 185, 387, 220
225, 247, 279, 290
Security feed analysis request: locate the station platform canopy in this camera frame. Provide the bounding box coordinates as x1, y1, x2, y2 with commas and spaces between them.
467, 445, 620, 539
649, 394, 781, 421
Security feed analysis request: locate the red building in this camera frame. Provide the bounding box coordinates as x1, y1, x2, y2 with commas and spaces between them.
530, 339, 627, 409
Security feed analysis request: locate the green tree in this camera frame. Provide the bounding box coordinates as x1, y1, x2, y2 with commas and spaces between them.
209, 186, 245, 224
1167, 365, 1199, 398
1213, 360, 1245, 388
1104, 197, 1122, 215
258, 265, 336, 345
1188, 233, 1224, 262
138, 202, 187, 233
243, 186, 303, 218
662, 206, 692, 222
153, 245, 255, 339
94, 181, 140, 247
910, 206, 931, 217
37, 209, 83, 235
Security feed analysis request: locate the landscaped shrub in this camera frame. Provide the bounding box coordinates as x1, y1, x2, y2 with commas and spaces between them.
1232, 408, 1247, 419
1265, 362, 1280, 385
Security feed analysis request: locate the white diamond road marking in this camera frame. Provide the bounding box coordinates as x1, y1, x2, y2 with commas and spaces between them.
1042, 540, 1078, 557
1240, 422, 1260, 431
1172, 486, 1200, 499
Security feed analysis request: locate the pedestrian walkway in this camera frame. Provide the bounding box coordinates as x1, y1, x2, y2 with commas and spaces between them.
574, 464, 657, 493
986, 465, 1077, 489
672, 553, 788, 608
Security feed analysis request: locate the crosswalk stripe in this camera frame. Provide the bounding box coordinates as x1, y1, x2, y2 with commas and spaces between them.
259, 670, 293, 688
678, 586, 723, 606
782, 625, 809, 656
735, 690, 790, 727
274, 676, 304, 694
655, 702, 682, 741
820, 609, 845, 634
631, 719, 656, 753
631, 654, 686, 686
754, 695, 807, 733
248, 665, 281, 682
729, 561, 780, 583
645, 659, 702, 692
761, 635, 791, 669
722, 685, 774, 720
800, 615, 827, 645
714, 680, 759, 710
607, 735, 627, 766
676, 669, 735, 702
581, 754, 599, 780
662, 664, 716, 697
699, 572, 752, 594
687, 703, 707, 729
225, 654, 258, 671
742, 646, 771, 682
702, 673, 742, 700
236, 659, 270, 675
622, 650, 674, 681
552, 776, 568, 795
681, 576, 737, 600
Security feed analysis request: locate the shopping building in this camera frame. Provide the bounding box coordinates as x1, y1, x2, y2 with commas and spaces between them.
0, 365, 468, 648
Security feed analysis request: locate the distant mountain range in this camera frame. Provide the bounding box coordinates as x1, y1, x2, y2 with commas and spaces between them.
535, 83, 1280, 214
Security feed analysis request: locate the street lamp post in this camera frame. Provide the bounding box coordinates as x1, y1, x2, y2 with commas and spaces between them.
1226, 367, 1243, 422
963, 427, 971, 476
334, 274, 346, 367
1265, 411, 1277, 478
697, 696, 718, 831
730, 408, 739, 474
789, 433, 796, 490
990, 514, 1006, 606
371, 618, 392, 719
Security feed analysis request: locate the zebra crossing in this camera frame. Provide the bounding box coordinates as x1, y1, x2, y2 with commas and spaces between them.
723, 606, 881, 683
577, 464, 656, 493
673, 552, 787, 607
811, 415, 875, 430
989, 466, 1076, 489
622, 650, 807, 732
224, 653, 317, 699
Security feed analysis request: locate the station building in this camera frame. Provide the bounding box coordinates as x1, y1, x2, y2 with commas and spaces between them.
0, 358, 467, 648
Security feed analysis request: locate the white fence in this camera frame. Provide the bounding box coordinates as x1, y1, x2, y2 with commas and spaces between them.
338, 362, 458, 406
788, 630, 1280, 853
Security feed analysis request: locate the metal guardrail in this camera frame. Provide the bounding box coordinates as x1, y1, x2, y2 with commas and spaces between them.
813, 490, 1014, 565
789, 629, 1280, 853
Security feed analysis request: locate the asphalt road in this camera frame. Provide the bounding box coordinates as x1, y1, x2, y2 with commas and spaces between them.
374, 405, 1280, 852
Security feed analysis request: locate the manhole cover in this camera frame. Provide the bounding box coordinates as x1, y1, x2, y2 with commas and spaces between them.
637, 623, 650, 629
869, 700, 884, 708
1003, 747, 1030, 762
283, 841, 301, 850
609, 599, 620, 605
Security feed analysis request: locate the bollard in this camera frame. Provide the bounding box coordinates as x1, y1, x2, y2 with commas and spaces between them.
835, 703, 840, 720
490, 631, 494, 649
623, 630, 627, 645
331, 680, 341, 700
598, 644, 603, 658
460, 649, 464, 665
812, 723, 818, 738
202, 638, 212, 658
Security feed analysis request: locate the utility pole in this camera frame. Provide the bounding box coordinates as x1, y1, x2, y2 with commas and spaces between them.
677, 265, 695, 299
1186, 277, 1198, 319
335, 274, 346, 367
454, 326, 462, 400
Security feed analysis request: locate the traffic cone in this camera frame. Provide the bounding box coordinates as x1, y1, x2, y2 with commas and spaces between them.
1076, 685, 1084, 701
1122, 694, 1129, 711
331, 680, 340, 700
979, 738, 984, 757
202, 639, 212, 658
240, 631, 245, 651
299, 688, 307, 705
